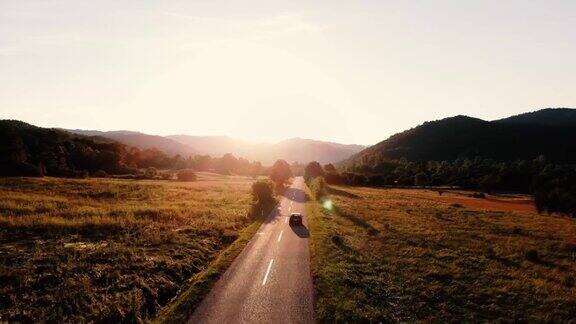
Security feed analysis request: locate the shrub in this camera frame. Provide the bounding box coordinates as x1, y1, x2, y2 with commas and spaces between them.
251, 179, 274, 204
176, 169, 197, 182
533, 167, 576, 217
160, 172, 173, 180
309, 176, 327, 200
145, 167, 159, 179
93, 170, 108, 178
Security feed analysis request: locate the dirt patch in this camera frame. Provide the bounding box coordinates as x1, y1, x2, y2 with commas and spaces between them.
434, 193, 536, 213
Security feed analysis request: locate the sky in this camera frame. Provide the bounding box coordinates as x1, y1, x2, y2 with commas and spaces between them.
1, 0, 575, 145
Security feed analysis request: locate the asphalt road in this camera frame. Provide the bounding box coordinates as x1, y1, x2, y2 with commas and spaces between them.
189, 177, 314, 324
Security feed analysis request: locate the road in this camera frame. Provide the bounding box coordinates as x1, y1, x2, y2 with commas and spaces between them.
189, 176, 314, 324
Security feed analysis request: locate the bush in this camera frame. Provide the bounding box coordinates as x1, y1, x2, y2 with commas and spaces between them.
251, 179, 274, 204
309, 176, 326, 199
533, 166, 576, 217
176, 169, 197, 182
160, 172, 173, 180
145, 167, 159, 179
93, 170, 108, 178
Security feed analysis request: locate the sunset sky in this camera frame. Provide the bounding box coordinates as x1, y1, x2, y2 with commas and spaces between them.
1, 0, 575, 145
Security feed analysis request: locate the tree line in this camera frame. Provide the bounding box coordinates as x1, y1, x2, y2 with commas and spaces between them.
0, 120, 274, 178
301, 158, 576, 218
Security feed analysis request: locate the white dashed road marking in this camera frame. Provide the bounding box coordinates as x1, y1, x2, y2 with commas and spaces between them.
262, 259, 274, 285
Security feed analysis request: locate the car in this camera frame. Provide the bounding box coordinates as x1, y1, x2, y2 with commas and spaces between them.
289, 213, 303, 226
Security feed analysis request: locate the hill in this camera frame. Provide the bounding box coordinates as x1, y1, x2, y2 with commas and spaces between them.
344, 108, 576, 166
0, 120, 130, 176
496, 108, 576, 127
168, 135, 365, 165
68, 129, 197, 157
0, 120, 197, 177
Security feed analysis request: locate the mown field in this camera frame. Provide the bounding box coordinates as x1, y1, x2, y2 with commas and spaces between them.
0, 173, 260, 322
307, 185, 576, 322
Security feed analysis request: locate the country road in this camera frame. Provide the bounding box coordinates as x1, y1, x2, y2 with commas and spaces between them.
189, 177, 315, 324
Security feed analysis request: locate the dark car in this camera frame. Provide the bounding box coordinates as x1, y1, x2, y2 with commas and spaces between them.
289, 213, 303, 226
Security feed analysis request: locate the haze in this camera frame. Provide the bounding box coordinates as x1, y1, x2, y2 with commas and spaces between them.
1, 0, 575, 145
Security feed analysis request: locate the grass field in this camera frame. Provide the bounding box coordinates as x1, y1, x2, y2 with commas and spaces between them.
307, 185, 576, 322
0, 173, 263, 322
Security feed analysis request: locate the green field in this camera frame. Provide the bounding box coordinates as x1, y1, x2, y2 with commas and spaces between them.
307, 185, 576, 322
0, 173, 263, 322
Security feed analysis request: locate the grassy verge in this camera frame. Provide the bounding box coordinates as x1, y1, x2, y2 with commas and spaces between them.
154, 200, 276, 323
307, 184, 576, 322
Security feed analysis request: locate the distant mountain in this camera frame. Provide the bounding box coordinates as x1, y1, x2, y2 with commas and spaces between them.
64, 130, 363, 165
168, 135, 365, 165
344, 108, 576, 166
271, 138, 365, 165
166, 135, 251, 157
68, 130, 197, 157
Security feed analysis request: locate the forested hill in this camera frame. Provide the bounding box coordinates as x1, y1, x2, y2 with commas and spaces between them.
495, 108, 576, 127
0, 120, 184, 177
0, 120, 271, 178
344, 108, 576, 167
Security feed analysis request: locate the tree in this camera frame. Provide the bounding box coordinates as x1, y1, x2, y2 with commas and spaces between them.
533, 166, 576, 217
323, 163, 343, 184
324, 163, 337, 174
304, 161, 324, 182
216, 153, 237, 175
251, 179, 274, 203
270, 159, 292, 188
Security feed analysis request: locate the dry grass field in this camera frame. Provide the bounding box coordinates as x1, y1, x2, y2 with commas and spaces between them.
307, 185, 576, 322
0, 173, 260, 322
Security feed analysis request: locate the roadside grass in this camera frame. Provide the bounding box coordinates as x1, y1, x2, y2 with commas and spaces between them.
154, 199, 276, 324
0, 174, 266, 323
307, 185, 576, 322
